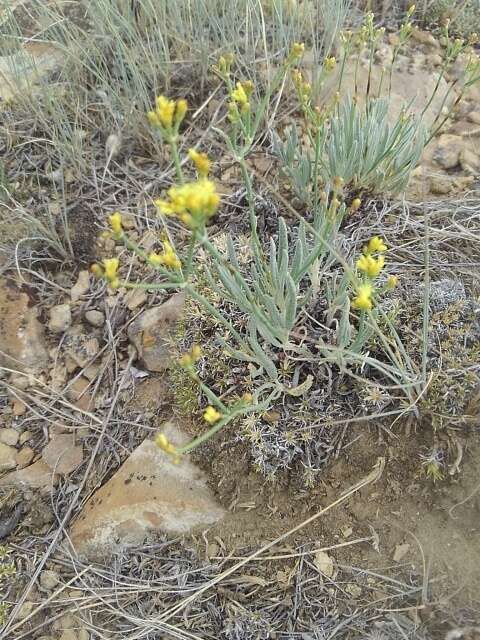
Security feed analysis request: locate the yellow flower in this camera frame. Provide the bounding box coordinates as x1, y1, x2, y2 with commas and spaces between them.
203, 406, 222, 424
363, 236, 387, 255
333, 176, 344, 191
179, 345, 203, 367
109, 212, 123, 238
155, 95, 176, 129
356, 254, 385, 278
148, 240, 181, 270
290, 42, 305, 60
241, 80, 254, 98
155, 179, 220, 229
292, 69, 303, 87
350, 198, 362, 212
103, 257, 120, 288
147, 111, 160, 127
352, 283, 374, 310
387, 275, 398, 290
231, 82, 248, 105
188, 149, 211, 178
175, 99, 188, 125
324, 56, 336, 72
155, 433, 180, 462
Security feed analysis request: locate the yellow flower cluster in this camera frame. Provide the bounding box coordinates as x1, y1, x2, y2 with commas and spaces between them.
289, 42, 305, 61
324, 56, 336, 72
91, 257, 120, 289
147, 96, 188, 131
188, 149, 211, 178
109, 212, 123, 239
155, 178, 220, 229
203, 406, 222, 424
352, 236, 389, 311
155, 433, 180, 463
228, 80, 254, 119
179, 345, 203, 367
148, 239, 181, 270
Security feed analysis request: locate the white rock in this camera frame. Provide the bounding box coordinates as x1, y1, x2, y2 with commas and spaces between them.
0, 428, 19, 446
71, 271, 90, 303
48, 304, 72, 333
84, 310, 105, 327
0, 442, 17, 472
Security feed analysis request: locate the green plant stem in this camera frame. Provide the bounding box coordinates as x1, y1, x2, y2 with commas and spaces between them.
168, 136, 185, 184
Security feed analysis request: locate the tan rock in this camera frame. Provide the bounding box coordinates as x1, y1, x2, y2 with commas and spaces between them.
67, 377, 92, 412
313, 550, 335, 578
48, 304, 72, 333
70, 271, 90, 303
12, 398, 27, 416
0, 459, 58, 492
127, 293, 185, 372
0, 279, 48, 372
69, 424, 225, 559
433, 134, 463, 169
14, 601, 34, 621
467, 111, 480, 125
430, 176, 452, 195
0, 427, 19, 446
15, 446, 35, 469
84, 310, 104, 327
459, 149, 480, 174
19, 430, 32, 445
42, 434, 83, 475
124, 288, 147, 311
0, 442, 17, 471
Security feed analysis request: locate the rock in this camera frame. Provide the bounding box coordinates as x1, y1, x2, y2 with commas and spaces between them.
52, 614, 75, 630
429, 176, 452, 195
411, 28, 439, 48
341, 525, 353, 539
70, 271, 90, 303
0, 428, 19, 446
40, 569, 60, 591
0, 460, 58, 493
84, 310, 105, 327
42, 434, 83, 475
60, 632, 79, 640
467, 111, 480, 125
0, 42, 62, 101
69, 423, 225, 559
393, 542, 411, 562
124, 288, 147, 311
0, 442, 17, 472
127, 293, 185, 372
19, 430, 32, 445
14, 601, 34, 620
460, 149, 480, 174
313, 550, 335, 578
0, 279, 48, 372
65, 332, 100, 368
15, 447, 35, 469
433, 134, 463, 169
12, 399, 27, 416
48, 304, 72, 333
66, 377, 92, 412
427, 54, 443, 67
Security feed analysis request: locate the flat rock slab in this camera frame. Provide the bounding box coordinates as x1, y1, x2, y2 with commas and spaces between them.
69, 424, 225, 559
0, 278, 48, 372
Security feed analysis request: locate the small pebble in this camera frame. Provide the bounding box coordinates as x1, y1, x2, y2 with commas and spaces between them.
84, 310, 105, 328
40, 569, 60, 591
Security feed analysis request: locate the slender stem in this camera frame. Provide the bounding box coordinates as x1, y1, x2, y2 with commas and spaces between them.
168, 136, 185, 184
